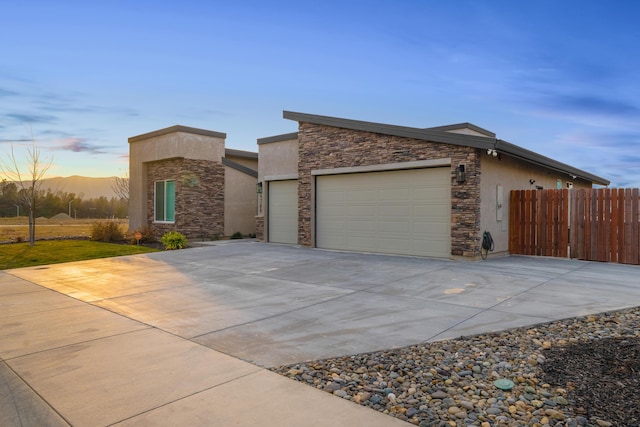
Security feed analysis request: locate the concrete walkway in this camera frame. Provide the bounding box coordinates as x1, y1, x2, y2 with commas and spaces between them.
1, 241, 639, 426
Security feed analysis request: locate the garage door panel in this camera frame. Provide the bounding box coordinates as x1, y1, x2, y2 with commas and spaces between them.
378, 205, 411, 216
268, 180, 298, 244
347, 206, 377, 217
378, 189, 411, 200
348, 219, 376, 233
316, 168, 450, 258
378, 221, 410, 233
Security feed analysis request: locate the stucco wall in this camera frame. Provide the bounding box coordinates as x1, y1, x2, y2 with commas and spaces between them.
297, 122, 482, 257
258, 138, 299, 181
224, 166, 258, 236
479, 154, 593, 254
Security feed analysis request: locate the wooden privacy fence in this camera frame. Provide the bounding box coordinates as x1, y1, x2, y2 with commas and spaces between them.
510, 188, 640, 265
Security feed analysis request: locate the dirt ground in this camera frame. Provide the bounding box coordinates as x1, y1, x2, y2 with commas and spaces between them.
543, 336, 640, 426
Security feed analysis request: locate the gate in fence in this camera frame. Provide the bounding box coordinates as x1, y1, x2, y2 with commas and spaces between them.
509, 188, 639, 265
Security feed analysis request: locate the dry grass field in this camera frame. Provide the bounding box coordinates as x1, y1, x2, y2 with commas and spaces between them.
0, 217, 129, 242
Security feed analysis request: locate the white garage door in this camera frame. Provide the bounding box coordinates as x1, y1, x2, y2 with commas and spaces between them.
316, 168, 451, 257
268, 180, 298, 244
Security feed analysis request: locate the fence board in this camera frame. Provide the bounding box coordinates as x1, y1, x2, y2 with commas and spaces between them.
559, 189, 569, 258
624, 189, 633, 264
611, 189, 619, 263
632, 188, 639, 264
603, 188, 611, 262
618, 188, 625, 263
590, 189, 598, 260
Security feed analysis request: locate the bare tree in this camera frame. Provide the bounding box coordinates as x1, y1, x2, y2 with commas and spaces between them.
111, 171, 129, 202
0, 138, 53, 246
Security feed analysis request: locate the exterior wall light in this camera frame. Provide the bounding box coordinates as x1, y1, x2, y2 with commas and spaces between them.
256, 182, 263, 193
487, 149, 498, 157
456, 165, 466, 183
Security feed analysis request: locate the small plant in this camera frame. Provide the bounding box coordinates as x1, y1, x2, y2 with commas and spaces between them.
91, 221, 125, 243
230, 231, 243, 239
161, 231, 187, 250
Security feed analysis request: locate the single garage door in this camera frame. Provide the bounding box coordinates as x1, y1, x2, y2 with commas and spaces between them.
268, 180, 298, 244
316, 168, 450, 257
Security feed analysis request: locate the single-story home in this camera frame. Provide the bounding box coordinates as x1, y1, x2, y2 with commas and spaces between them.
128, 125, 258, 240
256, 111, 609, 259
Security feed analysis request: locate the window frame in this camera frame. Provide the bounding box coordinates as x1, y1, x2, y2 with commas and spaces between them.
154, 179, 175, 223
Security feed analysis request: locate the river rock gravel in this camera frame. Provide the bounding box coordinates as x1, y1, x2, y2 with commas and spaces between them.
271, 306, 640, 427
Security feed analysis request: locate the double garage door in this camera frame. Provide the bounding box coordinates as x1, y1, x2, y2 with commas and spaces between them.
268, 168, 451, 257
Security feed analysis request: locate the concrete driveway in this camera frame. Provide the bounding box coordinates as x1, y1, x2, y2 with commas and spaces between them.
2, 241, 639, 426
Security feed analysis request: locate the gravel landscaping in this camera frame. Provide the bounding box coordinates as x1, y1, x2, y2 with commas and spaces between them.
272, 306, 640, 427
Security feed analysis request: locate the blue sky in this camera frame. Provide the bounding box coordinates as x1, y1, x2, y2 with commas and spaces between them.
1, 1, 639, 186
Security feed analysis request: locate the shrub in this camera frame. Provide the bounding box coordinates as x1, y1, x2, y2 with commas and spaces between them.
129, 225, 157, 244
161, 231, 187, 250
230, 231, 243, 239
91, 221, 125, 243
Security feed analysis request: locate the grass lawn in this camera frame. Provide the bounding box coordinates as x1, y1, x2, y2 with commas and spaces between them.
0, 240, 160, 270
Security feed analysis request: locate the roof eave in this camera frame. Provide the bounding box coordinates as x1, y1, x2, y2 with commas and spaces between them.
129, 125, 226, 143
224, 148, 258, 159
496, 139, 610, 186
257, 132, 299, 145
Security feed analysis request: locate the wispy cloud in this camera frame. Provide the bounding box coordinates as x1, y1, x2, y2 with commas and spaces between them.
542, 94, 639, 118
37, 95, 140, 117
51, 137, 114, 154
0, 88, 19, 97
550, 129, 640, 187
0, 138, 33, 143
6, 112, 57, 124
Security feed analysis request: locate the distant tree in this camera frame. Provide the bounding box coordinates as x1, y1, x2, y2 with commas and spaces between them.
0, 138, 53, 246
0, 179, 19, 216
111, 171, 129, 202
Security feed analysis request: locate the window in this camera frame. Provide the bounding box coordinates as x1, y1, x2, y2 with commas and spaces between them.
155, 180, 175, 222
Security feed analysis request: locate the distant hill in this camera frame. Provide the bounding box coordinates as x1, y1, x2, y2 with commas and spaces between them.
40, 176, 120, 200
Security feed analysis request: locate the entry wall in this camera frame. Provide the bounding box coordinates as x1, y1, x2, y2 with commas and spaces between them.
297, 122, 482, 257
129, 126, 226, 233
256, 134, 299, 242
224, 166, 258, 236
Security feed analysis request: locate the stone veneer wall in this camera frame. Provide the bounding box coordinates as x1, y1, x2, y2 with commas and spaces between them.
146, 158, 225, 239
297, 122, 482, 257
255, 216, 264, 241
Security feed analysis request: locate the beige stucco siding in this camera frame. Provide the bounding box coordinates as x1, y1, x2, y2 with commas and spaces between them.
224, 166, 258, 236
133, 132, 225, 162
258, 138, 299, 181
479, 154, 592, 254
